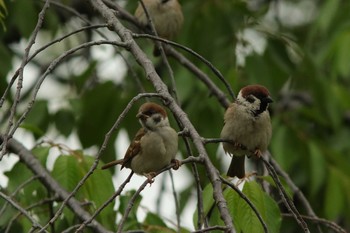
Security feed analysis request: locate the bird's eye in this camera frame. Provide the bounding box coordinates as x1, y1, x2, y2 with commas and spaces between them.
246, 95, 255, 103
153, 116, 161, 123
144, 109, 156, 116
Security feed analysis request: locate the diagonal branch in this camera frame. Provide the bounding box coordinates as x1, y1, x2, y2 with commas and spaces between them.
87, 1, 237, 232
0, 135, 111, 233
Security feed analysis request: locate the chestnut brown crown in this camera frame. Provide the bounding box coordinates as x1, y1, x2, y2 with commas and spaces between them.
137, 103, 169, 131
237, 85, 273, 116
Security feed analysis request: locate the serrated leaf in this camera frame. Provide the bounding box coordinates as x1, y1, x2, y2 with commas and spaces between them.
224, 181, 281, 233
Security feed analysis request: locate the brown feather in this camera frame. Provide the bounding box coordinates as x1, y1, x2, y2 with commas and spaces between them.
101, 128, 145, 170
121, 128, 145, 169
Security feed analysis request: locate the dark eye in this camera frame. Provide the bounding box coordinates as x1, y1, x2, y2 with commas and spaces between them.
153, 116, 161, 123
246, 95, 255, 103
144, 109, 156, 116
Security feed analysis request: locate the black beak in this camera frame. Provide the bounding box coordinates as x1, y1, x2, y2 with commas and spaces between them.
264, 96, 273, 103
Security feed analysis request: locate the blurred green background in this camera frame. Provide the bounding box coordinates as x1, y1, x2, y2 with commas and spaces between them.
1, 0, 350, 232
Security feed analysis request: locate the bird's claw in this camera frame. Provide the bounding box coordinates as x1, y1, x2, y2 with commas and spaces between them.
144, 172, 156, 184
235, 171, 257, 186
171, 159, 181, 170
254, 149, 262, 158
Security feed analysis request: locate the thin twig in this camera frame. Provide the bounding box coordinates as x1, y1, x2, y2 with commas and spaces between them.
134, 33, 234, 102
168, 170, 181, 233
99, 0, 231, 107
89, 1, 236, 231
75, 171, 134, 232
0, 175, 40, 217
260, 156, 310, 233
138, 0, 179, 104
0, 0, 50, 160
0, 135, 111, 233
204, 137, 310, 232
0, 24, 107, 107
117, 178, 149, 233
269, 156, 323, 232
9, 40, 128, 140
191, 225, 228, 233
0, 191, 45, 232
282, 213, 346, 233
39, 93, 161, 232
115, 156, 203, 232
220, 176, 269, 233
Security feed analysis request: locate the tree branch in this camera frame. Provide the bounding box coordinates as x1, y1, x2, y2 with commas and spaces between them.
88, 1, 236, 232
0, 135, 111, 233
0, 191, 45, 232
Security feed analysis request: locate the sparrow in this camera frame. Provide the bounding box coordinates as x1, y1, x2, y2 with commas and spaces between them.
220, 85, 273, 178
134, 0, 183, 55
102, 102, 179, 181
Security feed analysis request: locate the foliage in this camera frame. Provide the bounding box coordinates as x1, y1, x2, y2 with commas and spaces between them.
0, 0, 350, 232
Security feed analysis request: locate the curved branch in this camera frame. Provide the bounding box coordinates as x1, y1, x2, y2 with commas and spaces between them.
101, 0, 231, 108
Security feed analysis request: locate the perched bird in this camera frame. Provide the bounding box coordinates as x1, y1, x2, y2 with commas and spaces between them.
102, 102, 179, 181
220, 85, 273, 178
134, 0, 183, 55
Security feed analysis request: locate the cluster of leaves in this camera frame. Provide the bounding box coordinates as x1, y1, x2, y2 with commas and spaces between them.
0, 0, 350, 232
1, 147, 115, 232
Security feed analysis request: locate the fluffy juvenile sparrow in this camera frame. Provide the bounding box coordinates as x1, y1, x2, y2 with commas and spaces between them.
102, 102, 179, 180
220, 85, 273, 178
134, 0, 183, 55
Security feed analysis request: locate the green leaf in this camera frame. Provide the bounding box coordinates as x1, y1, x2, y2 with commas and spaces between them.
51, 153, 116, 230
316, 0, 341, 33
224, 181, 281, 233
308, 141, 326, 195
3, 146, 50, 226
334, 30, 350, 76
324, 166, 344, 219
77, 81, 123, 161
143, 212, 172, 233
12, 0, 37, 38
258, 175, 293, 199
118, 190, 142, 230
22, 100, 50, 138
54, 108, 75, 137
192, 183, 215, 228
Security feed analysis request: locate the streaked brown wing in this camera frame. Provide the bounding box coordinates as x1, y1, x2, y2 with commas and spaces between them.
121, 128, 145, 169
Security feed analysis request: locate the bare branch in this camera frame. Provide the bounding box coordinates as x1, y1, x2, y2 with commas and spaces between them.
75, 171, 134, 232
40, 93, 161, 232
191, 225, 228, 233
260, 156, 310, 233
87, 1, 236, 231
0, 135, 111, 233
0, 191, 45, 232
0, 0, 51, 160
282, 213, 347, 233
